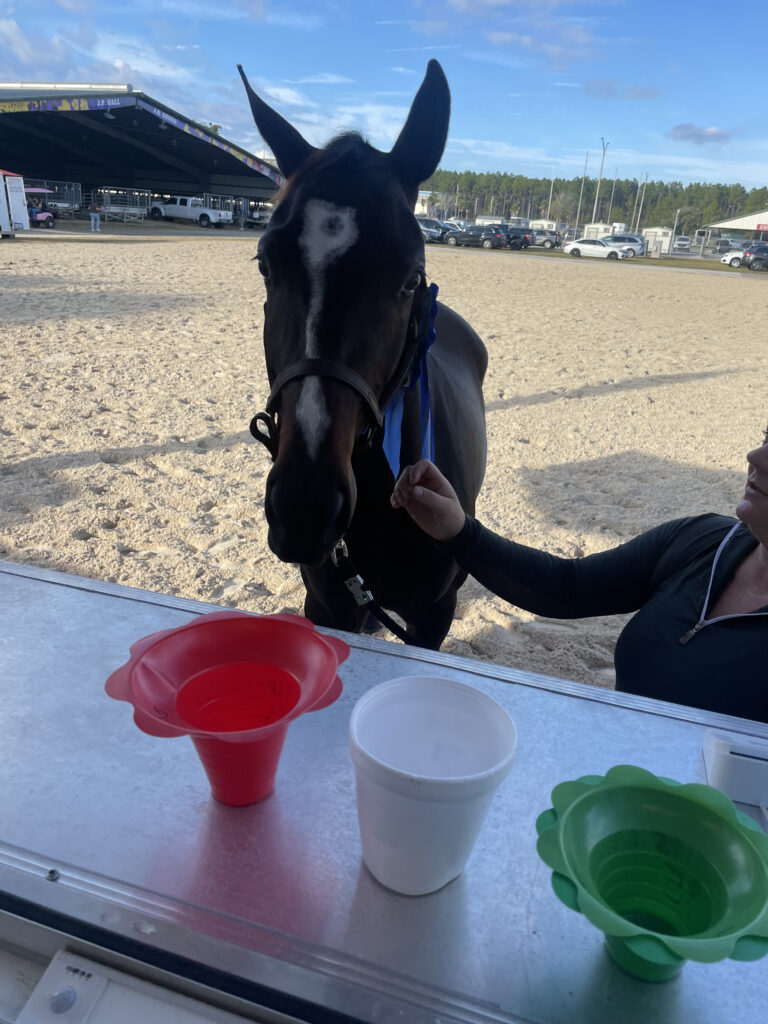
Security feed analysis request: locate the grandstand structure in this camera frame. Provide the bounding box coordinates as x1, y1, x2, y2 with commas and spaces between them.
0, 82, 282, 206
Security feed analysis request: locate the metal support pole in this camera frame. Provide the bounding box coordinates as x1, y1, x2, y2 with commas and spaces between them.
634, 173, 648, 233
606, 170, 617, 226
546, 162, 556, 220
670, 207, 680, 255
574, 151, 589, 238
591, 138, 608, 224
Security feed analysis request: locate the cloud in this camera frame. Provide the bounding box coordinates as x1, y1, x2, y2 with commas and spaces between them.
376, 18, 450, 33
265, 11, 323, 29
157, 0, 247, 18
83, 33, 201, 84
487, 25, 596, 71
449, 0, 551, 10
464, 49, 526, 69
625, 85, 660, 99
387, 43, 462, 52
390, 66, 418, 75
665, 123, 731, 145
553, 81, 579, 88
0, 17, 36, 62
285, 73, 354, 85
261, 84, 316, 107
162, 44, 201, 51
584, 78, 660, 99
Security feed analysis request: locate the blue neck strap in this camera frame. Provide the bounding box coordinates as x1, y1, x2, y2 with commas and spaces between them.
381, 282, 438, 478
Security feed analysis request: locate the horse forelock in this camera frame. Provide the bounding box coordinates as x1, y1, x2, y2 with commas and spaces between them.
269, 132, 413, 227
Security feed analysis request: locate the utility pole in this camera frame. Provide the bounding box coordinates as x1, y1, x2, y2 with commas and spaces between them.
634, 172, 648, 232
574, 150, 589, 238
630, 180, 641, 231
606, 168, 618, 226
591, 137, 609, 224
670, 207, 680, 255
546, 161, 556, 220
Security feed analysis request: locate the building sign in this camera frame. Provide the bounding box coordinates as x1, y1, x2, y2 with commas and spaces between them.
756, 224, 768, 231
137, 99, 284, 187
0, 95, 136, 114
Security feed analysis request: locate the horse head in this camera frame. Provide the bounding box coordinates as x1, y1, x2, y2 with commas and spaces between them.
239, 61, 450, 567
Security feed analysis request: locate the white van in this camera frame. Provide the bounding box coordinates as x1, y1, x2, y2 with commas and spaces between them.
673, 235, 691, 251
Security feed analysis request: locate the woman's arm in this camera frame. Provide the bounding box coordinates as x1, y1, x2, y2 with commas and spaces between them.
444, 515, 684, 618
392, 460, 686, 618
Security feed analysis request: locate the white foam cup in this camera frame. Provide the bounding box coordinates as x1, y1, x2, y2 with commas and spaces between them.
349, 676, 517, 896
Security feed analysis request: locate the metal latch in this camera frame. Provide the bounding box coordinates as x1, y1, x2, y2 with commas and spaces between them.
343, 574, 373, 606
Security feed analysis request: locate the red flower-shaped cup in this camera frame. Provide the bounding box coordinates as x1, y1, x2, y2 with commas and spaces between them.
106, 611, 349, 805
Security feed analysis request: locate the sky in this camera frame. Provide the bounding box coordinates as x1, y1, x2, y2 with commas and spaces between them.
1, 0, 765, 188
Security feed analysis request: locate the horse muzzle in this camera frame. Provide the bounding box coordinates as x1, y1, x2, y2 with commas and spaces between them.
264, 465, 356, 567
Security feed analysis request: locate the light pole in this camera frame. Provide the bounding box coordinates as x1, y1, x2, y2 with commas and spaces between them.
671, 207, 680, 255
606, 168, 617, 226
591, 137, 609, 224
634, 172, 648, 232
574, 150, 589, 238
546, 161, 556, 220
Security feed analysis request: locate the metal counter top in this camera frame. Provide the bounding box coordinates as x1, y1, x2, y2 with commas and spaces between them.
0, 559, 766, 1024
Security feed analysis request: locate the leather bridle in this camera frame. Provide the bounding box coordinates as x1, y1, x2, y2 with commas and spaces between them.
250, 276, 432, 459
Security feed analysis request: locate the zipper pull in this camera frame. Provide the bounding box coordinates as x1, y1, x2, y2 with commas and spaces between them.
679, 622, 704, 645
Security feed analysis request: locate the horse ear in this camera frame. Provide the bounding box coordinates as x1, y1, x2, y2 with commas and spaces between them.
237, 64, 317, 178
388, 60, 450, 197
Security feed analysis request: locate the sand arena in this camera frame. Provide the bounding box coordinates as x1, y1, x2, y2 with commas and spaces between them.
2, 228, 766, 686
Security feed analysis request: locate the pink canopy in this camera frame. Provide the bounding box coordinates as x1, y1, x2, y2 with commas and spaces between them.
24, 187, 54, 193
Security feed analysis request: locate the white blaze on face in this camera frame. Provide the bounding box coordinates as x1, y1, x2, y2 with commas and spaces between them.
296, 199, 359, 460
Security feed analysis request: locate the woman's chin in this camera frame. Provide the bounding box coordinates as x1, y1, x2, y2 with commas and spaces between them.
735, 496, 752, 525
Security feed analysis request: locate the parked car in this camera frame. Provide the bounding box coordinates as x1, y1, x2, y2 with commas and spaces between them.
420, 224, 441, 244
742, 245, 768, 271
416, 216, 449, 240
444, 224, 505, 249
149, 196, 233, 228
600, 233, 646, 257
720, 249, 748, 268
530, 229, 561, 249
672, 235, 691, 252
489, 224, 533, 249
711, 239, 735, 254
562, 238, 629, 260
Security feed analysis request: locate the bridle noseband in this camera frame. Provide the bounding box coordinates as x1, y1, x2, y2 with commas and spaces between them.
250, 276, 432, 460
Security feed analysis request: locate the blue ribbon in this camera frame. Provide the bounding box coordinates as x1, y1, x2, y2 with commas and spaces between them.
382, 282, 438, 478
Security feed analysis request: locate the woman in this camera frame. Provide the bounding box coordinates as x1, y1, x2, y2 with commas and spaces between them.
391, 434, 768, 722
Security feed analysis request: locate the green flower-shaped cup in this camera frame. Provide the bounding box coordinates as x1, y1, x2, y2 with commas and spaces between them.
536, 765, 768, 982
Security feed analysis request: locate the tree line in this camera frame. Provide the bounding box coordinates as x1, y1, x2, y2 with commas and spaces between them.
423, 169, 768, 235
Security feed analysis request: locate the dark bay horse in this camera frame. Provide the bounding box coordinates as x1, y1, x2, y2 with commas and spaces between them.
238, 59, 487, 649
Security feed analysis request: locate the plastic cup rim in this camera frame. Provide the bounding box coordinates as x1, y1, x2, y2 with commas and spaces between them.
349, 675, 517, 787
126, 613, 341, 739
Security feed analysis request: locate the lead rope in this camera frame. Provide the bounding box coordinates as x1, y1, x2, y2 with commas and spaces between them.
331, 541, 418, 646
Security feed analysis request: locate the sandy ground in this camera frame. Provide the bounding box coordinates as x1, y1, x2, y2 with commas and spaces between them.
2, 223, 767, 687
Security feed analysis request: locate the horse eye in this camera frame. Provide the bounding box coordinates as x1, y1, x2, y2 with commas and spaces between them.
257, 258, 270, 280
401, 272, 421, 295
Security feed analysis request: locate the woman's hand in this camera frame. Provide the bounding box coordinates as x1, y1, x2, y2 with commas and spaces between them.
390, 460, 466, 541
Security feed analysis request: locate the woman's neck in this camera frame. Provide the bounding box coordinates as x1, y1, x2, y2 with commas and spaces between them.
710, 541, 768, 617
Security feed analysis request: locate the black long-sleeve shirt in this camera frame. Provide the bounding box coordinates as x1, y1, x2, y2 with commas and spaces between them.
444, 513, 768, 722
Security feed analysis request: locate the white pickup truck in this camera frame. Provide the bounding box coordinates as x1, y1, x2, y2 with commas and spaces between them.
149, 196, 233, 228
